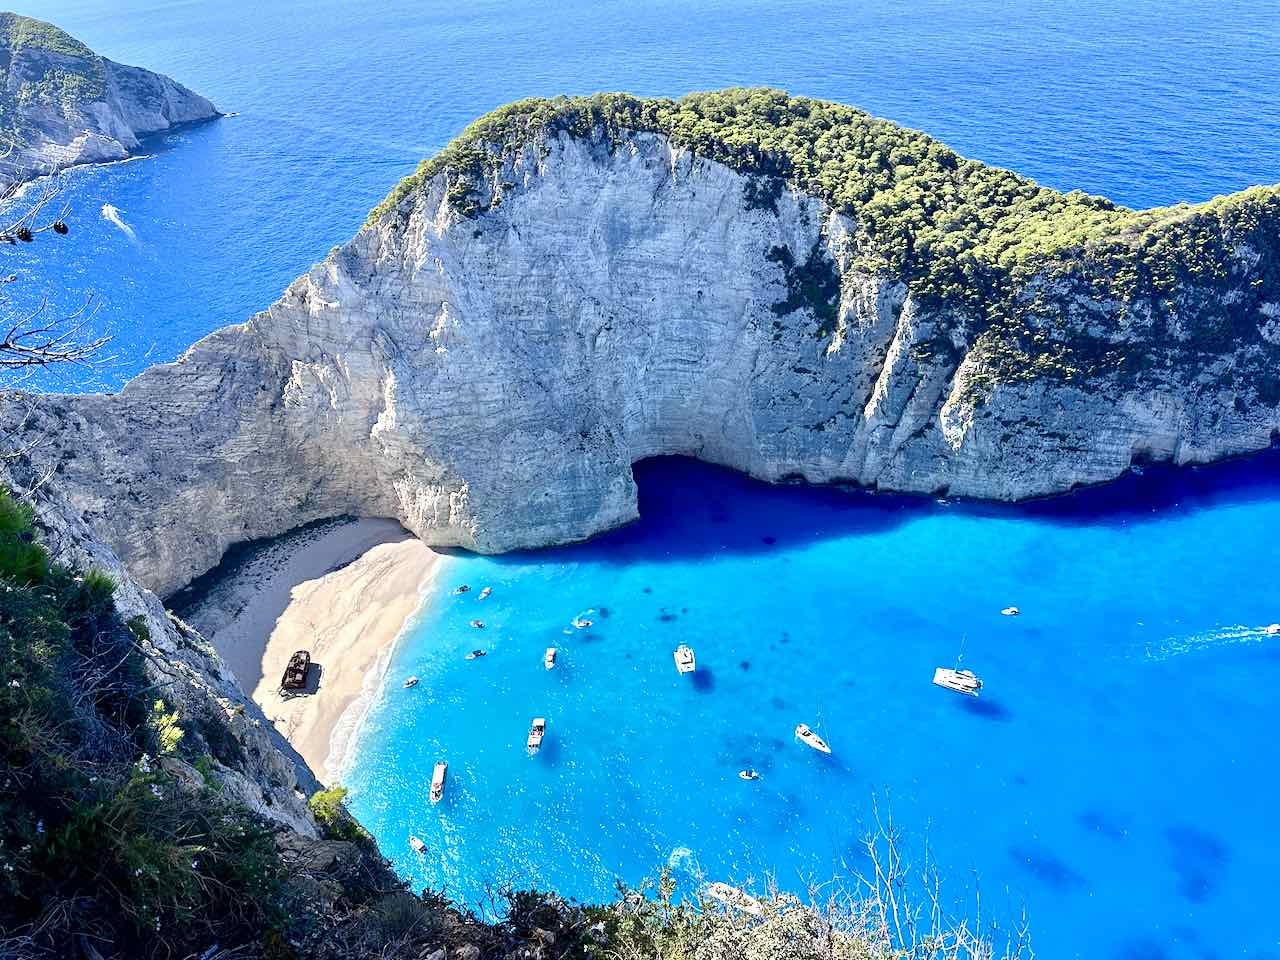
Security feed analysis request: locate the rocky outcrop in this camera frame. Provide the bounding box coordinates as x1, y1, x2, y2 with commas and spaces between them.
6, 94, 1280, 603
0, 13, 219, 187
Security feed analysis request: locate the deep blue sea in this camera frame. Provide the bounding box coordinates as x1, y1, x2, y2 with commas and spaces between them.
9, 2, 1280, 957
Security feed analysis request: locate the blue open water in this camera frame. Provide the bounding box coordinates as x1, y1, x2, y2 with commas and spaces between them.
8, 2, 1280, 957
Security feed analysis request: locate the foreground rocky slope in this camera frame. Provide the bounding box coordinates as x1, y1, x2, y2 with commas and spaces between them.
0, 12, 218, 187
5, 90, 1280, 598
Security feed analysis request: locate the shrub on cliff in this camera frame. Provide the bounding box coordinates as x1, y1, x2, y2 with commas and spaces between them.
369, 88, 1280, 394
0, 487, 286, 958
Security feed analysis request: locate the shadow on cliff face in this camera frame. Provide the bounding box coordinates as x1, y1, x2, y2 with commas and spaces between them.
486, 449, 1280, 567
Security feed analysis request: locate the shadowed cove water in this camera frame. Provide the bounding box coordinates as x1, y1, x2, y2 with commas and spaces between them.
7, 2, 1280, 958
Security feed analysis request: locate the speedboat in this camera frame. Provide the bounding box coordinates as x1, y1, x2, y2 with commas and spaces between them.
464, 649, 487, 660
403, 676, 419, 689
738, 769, 761, 781
453, 584, 471, 595
544, 647, 557, 670
572, 617, 593, 629
469, 619, 485, 629
673, 644, 696, 674
1001, 606, 1020, 617
409, 836, 426, 854
429, 761, 448, 804
933, 666, 983, 696
1266, 623, 1280, 635
526, 717, 546, 755
794, 723, 832, 754
478, 587, 492, 600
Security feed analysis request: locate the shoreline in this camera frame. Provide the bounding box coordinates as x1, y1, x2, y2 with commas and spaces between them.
179, 517, 444, 784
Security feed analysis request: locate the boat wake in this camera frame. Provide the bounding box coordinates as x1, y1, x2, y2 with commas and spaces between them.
101, 203, 137, 242
1147, 623, 1278, 661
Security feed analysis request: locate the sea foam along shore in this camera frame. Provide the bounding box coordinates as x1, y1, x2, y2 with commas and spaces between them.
176, 517, 444, 783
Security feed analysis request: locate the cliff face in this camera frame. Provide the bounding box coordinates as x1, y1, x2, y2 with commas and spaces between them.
0, 13, 219, 186
6, 93, 1280, 602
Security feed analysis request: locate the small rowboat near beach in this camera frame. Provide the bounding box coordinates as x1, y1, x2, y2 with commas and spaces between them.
403, 676, 419, 689
794, 723, 831, 754
673, 645, 696, 674
933, 666, 983, 696
527, 717, 546, 755
429, 762, 448, 804
544, 647, 557, 670
453, 584, 471, 595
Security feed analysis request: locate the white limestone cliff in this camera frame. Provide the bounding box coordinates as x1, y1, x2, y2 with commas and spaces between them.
6, 128, 1279, 606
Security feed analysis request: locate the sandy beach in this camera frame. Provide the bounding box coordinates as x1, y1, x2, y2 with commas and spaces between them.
178, 518, 443, 783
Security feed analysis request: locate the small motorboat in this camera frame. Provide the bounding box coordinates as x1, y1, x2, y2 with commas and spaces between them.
703, 882, 763, 917
469, 619, 485, 629
453, 584, 471, 595
933, 666, 983, 696
572, 617, 593, 630
403, 676, 419, 689
280, 650, 311, 691
738, 769, 761, 781
544, 647, 558, 670
464, 649, 487, 660
1265, 623, 1280, 635
794, 723, 832, 754
478, 587, 492, 600
429, 761, 448, 804
409, 836, 426, 854
526, 717, 546, 755
673, 644, 696, 674
1001, 606, 1020, 617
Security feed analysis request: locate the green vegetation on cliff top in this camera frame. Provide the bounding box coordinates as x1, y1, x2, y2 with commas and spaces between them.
370, 89, 1280, 393
0, 13, 107, 131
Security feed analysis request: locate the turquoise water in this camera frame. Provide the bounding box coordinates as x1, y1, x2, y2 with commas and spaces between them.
348, 457, 1280, 960
7, 2, 1280, 957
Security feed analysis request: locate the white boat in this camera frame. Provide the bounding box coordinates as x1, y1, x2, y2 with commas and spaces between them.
674, 644, 696, 674
794, 723, 831, 754
933, 666, 983, 696
429, 761, 448, 804
527, 717, 546, 755
703, 882, 763, 916
544, 647, 557, 670
478, 587, 492, 600
409, 836, 426, 854
464, 649, 487, 660
1001, 606, 1020, 617
572, 617, 593, 629
1265, 623, 1280, 635
469, 619, 485, 629
403, 676, 419, 689
738, 769, 761, 781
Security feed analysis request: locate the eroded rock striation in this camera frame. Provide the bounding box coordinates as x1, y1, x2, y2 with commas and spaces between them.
0, 12, 219, 186
6, 90, 1280, 605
